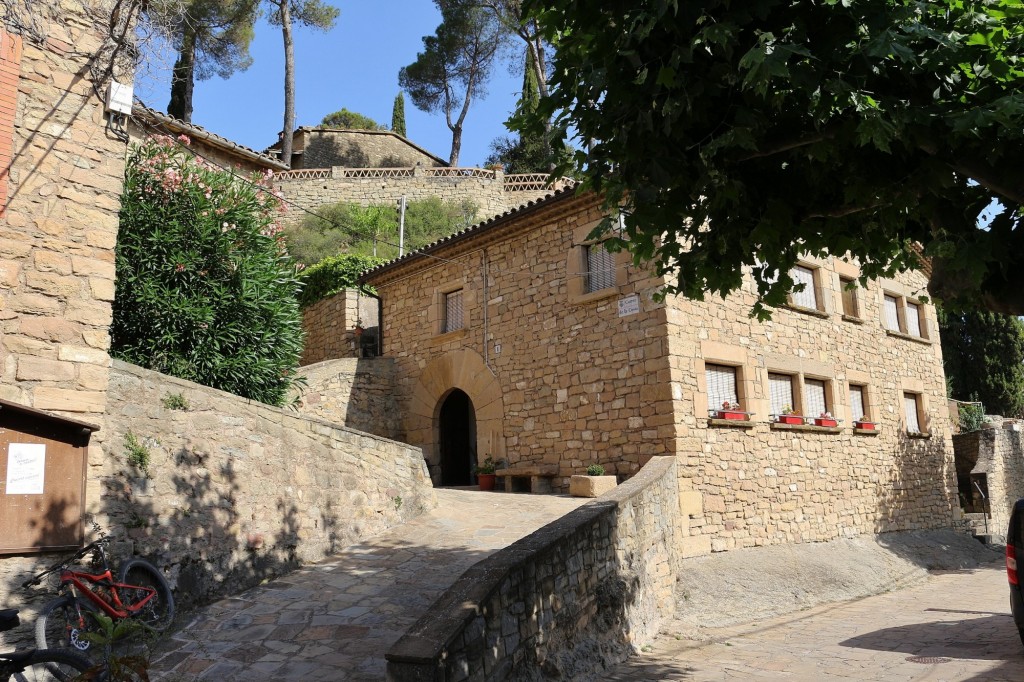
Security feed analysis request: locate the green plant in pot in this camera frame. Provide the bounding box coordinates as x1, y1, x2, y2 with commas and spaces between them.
475, 456, 497, 491
586, 464, 605, 476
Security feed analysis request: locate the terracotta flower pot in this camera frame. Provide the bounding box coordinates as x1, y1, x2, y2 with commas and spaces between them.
478, 473, 496, 491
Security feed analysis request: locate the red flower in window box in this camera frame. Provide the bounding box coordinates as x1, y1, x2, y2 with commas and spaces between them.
716, 401, 746, 420
814, 412, 837, 427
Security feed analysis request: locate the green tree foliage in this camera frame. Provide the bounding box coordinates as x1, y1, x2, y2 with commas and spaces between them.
399, 1, 504, 165
518, 0, 1024, 318
392, 92, 407, 137
151, 0, 258, 122
284, 197, 479, 266
113, 136, 304, 406
319, 107, 382, 129
297, 254, 384, 308
939, 309, 1024, 417
266, 0, 339, 164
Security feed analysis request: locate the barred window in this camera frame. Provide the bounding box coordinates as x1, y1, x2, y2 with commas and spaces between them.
904, 393, 922, 433
769, 373, 795, 415
790, 265, 818, 310
884, 295, 901, 331
906, 302, 922, 337
849, 385, 866, 422
584, 243, 616, 293
706, 364, 738, 411
444, 289, 464, 333
805, 379, 828, 417
839, 276, 859, 317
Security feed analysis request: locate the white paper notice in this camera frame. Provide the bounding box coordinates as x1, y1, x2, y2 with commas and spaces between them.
6, 443, 46, 495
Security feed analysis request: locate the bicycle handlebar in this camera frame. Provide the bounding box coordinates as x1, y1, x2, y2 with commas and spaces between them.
21, 537, 112, 589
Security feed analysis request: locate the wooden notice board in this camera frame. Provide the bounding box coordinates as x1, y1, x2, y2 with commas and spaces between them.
0, 398, 98, 554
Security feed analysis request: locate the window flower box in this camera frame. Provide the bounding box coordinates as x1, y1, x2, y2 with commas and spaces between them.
713, 402, 750, 421
814, 417, 838, 427
717, 410, 747, 420
854, 420, 877, 430
776, 414, 804, 425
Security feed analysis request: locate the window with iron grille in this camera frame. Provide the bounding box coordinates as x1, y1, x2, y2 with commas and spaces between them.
904, 393, 922, 433
883, 294, 901, 331
443, 289, 464, 333
584, 243, 616, 293
805, 379, 828, 417
706, 364, 739, 412
769, 373, 795, 415
790, 265, 818, 309
906, 302, 923, 337
849, 385, 866, 421
839, 276, 859, 317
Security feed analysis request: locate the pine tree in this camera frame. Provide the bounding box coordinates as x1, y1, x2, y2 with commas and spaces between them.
392, 92, 407, 137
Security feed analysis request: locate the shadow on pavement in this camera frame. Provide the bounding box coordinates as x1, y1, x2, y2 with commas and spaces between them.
600, 659, 697, 681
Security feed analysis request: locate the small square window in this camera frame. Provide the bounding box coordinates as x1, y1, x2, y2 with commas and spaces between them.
789, 265, 819, 310
443, 289, 464, 333
769, 373, 795, 415
904, 392, 923, 433
706, 364, 739, 411
804, 378, 828, 416
584, 243, 616, 293
849, 385, 867, 421
839, 276, 859, 318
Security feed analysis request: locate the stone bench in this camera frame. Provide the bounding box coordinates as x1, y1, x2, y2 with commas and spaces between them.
494, 465, 559, 494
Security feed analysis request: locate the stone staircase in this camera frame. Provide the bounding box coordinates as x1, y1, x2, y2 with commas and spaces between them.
964, 512, 994, 545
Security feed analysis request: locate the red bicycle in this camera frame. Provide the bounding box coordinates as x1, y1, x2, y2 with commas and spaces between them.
22, 537, 175, 655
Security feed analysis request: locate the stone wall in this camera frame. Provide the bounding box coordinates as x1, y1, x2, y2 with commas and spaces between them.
367, 190, 958, 549
296, 357, 402, 441
953, 427, 1024, 539
300, 288, 380, 365
299, 129, 445, 169
1, 360, 436, 647
386, 456, 682, 680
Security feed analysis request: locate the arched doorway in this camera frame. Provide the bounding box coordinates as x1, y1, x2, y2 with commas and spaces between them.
438, 389, 476, 486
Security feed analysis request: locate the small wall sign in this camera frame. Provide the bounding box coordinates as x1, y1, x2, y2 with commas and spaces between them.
618, 294, 640, 317
6, 443, 46, 495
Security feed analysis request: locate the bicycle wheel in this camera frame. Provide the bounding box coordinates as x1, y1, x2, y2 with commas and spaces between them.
117, 558, 174, 632
8, 647, 97, 682
35, 596, 102, 656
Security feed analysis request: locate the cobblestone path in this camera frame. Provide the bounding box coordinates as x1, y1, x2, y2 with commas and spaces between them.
605, 565, 1024, 681
151, 489, 586, 681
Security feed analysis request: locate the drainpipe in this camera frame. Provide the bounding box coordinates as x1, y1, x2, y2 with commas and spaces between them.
483, 248, 494, 374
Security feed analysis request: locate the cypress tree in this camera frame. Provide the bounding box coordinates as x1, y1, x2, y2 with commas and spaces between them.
939, 309, 1024, 417
392, 92, 407, 137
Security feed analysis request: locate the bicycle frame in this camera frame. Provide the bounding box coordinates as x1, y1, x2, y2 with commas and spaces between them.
57, 567, 156, 620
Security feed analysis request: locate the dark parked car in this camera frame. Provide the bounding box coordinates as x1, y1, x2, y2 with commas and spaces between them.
1008, 499, 1024, 645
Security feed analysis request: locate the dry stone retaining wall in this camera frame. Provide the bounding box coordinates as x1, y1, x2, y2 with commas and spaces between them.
386, 456, 682, 681
296, 357, 403, 441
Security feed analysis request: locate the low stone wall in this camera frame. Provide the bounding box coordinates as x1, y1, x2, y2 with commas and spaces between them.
301, 289, 380, 365
953, 427, 1024, 539
296, 358, 403, 441
386, 456, 681, 681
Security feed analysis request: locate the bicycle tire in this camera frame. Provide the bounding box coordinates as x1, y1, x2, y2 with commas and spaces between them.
7, 647, 97, 682
34, 596, 102, 656
117, 558, 174, 632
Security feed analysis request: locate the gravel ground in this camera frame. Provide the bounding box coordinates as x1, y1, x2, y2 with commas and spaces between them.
672, 530, 1003, 631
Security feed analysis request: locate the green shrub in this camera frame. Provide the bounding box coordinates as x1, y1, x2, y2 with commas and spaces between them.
124, 431, 151, 477
112, 136, 304, 406
586, 464, 605, 476
958, 401, 986, 433
160, 393, 190, 411
297, 254, 384, 308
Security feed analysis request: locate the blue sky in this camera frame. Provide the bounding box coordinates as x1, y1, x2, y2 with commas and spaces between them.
134, 0, 523, 166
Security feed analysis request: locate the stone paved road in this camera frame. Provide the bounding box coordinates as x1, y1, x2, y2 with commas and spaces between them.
151, 489, 586, 681
605, 565, 1024, 681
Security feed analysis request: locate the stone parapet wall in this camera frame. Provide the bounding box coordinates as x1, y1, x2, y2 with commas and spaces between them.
301, 289, 360, 364
953, 427, 1024, 539
299, 129, 445, 169
296, 357, 402, 441
386, 456, 682, 680
0, 359, 436, 646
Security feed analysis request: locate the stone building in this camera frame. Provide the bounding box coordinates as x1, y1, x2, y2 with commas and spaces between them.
267, 127, 448, 170
131, 104, 288, 174
359, 188, 959, 553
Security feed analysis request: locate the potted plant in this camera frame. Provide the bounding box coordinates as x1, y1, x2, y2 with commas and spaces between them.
475, 456, 497, 491
353, 318, 364, 338
715, 401, 746, 420
854, 416, 877, 430
814, 411, 838, 427
570, 463, 617, 497
776, 405, 804, 425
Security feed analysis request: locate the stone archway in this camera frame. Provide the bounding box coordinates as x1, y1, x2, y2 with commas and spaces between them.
405, 349, 505, 486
